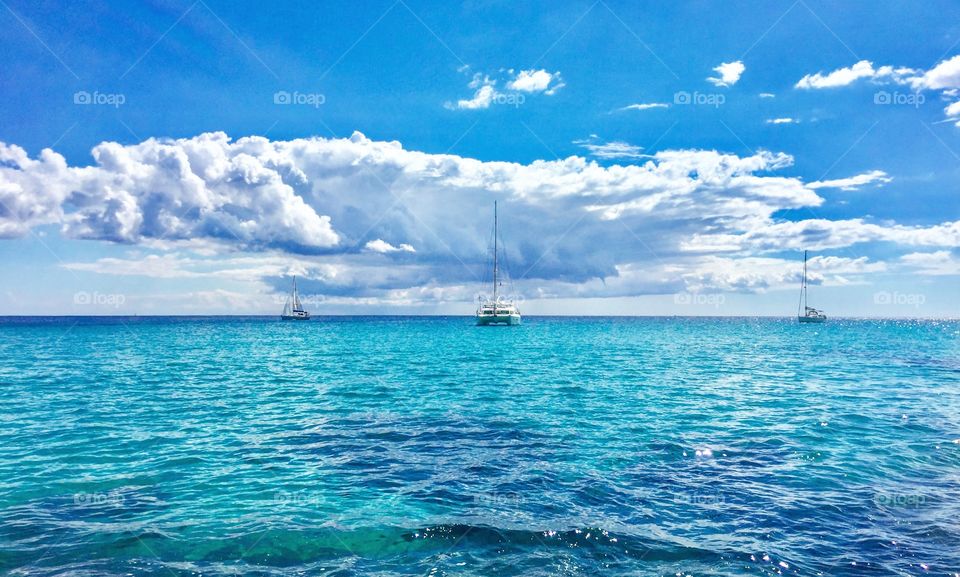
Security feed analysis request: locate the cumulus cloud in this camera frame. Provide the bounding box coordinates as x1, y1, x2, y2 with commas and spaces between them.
794, 57, 960, 124
907, 55, 960, 90
507, 69, 564, 94
806, 170, 892, 191
794, 59, 954, 90
0, 133, 338, 250
944, 100, 960, 127
707, 61, 745, 87
795, 60, 880, 89
0, 144, 70, 237
4, 131, 957, 305
451, 83, 497, 110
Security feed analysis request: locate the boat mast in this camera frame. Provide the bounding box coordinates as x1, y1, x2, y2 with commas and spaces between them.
293, 275, 299, 311
800, 250, 808, 314
493, 201, 498, 303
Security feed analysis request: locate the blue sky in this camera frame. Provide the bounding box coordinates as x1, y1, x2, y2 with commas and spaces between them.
0, 0, 958, 316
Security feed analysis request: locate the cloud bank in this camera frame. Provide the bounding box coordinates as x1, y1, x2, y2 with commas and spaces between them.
3, 132, 957, 305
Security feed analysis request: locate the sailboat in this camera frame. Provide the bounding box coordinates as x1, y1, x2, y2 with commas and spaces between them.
281, 276, 311, 321
798, 250, 826, 323
476, 201, 521, 326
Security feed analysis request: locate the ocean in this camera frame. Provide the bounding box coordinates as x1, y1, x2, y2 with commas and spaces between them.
1, 316, 959, 576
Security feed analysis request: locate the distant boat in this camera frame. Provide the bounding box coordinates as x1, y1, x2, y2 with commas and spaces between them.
798, 250, 826, 323
476, 201, 521, 326
281, 276, 311, 321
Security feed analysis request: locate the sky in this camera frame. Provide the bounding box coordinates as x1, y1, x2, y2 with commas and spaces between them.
0, 0, 958, 317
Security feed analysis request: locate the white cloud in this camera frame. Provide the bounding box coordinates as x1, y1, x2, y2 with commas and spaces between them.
759, 92, 776, 98
5, 131, 958, 304
619, 102, 669, 111
447, 83, 497, 110
794, 59, 942, 90
0, 133, 338, 249
900, 250, 960, 275
794, 57, 960, 124
766, 117, 798, 124
806, 170, 892, 191
365, 239, 415, 253
677, 255, 886, 293
944, 100, 960, 127
683, 219, 960, 253
907, 55, 960, 90
573, 137, 645, 159
447, 68, 563, 110
507, 69, 563, 94
707, 61, 745, 87
63, 252, 328, 281
796, 60, 877, 89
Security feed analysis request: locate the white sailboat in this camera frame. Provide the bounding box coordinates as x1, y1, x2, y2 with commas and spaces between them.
798, 250, 826, 323
281, 276, 311, 321
476, 201, 521, 326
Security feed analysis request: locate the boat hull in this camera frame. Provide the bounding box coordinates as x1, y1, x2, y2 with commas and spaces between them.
798, 315, 825, 323
281, 313, 311, 321
476, 313, 521, 326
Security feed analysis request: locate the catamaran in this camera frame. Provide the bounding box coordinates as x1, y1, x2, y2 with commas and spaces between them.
476, 201, 521, 326
281, 276, 311, 321
798, 250, 826, 323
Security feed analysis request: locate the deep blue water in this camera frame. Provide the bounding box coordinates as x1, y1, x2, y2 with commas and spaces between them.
1, 316, 959, 576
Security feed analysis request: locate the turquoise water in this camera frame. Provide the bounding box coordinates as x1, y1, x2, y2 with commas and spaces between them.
1, 316, 959, 576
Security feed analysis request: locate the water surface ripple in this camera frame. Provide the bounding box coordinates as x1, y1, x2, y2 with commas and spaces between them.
1, 316, 959, 575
